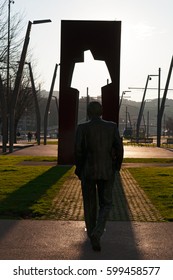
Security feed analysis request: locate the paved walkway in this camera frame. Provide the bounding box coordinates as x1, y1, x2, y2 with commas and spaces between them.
49, 169, 164, 222
0, 144, 173, 259
1, 142, 173, 158
1, 220, 173, 260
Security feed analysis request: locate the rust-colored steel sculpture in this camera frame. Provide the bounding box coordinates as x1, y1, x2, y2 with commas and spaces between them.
58, 20, 121, 164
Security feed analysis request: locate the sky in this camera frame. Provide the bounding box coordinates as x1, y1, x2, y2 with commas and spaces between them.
10, 0, 173, 101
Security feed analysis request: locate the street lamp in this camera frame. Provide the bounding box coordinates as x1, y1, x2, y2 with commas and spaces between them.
119, 90, 131, 108
52, 96, 59, 139
7, 0, 15, 101
148, 69, 161, 146
2, 0, 15, 153
44, 63, 59, 145
33, 19, 51, 24
9, 19, 51, 152
13, 19, 52, 108
136, 70, 161, 142
25, 62, 41, 145
158, 56, 173, 147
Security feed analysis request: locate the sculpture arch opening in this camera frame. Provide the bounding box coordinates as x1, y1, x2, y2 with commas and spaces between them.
72, 50, 112, 99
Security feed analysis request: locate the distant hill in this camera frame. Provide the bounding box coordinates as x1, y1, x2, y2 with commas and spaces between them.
35, 91, 172, 136
78, 96, 173, 136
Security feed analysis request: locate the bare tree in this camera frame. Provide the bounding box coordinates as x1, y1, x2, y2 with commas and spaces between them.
0, 1, 42, 149
0, 0, 23, 83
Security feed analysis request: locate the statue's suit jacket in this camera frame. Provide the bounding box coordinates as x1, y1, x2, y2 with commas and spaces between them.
75, 117, 123, 180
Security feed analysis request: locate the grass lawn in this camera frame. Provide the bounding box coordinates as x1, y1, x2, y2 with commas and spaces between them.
0, 155, 73, 219
0, 155, 57, 165
40, 140, 58, 145
128, 167, 173, 221
123, 158, 173, 164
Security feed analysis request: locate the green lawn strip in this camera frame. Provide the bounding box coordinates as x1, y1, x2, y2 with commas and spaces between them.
123, 158, 173, 164
0, 165, 74, 219
40, 140, 58, 145
22, 156, 57, 162
1, 155, 173, 166
128, 167, 173, 221
0, 155, 57, 166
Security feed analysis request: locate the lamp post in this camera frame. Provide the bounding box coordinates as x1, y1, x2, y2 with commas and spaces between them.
24, 108, 27, 135
7, 0, 14, 97
52, 95, 59, 140
136, 71, 160, 142
25, 62, 41, 145
44, 63, 59, 145
0, 74, 7, 152
158, 57, 173, 147
9, 19, 51, 152
147, 70, 161, 146
2, 0, 15, 153
125, 106, 128, 130
136, 75, 150, 141
119, 90, 131, 108
157, 68, 161, 147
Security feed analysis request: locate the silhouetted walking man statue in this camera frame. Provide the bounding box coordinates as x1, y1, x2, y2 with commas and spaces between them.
75, 101, 123, 251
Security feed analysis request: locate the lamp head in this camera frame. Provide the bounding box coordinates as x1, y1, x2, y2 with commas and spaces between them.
33, 19, 52, 24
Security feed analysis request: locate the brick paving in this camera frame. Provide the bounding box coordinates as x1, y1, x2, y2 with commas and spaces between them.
117, 169, 164, 222
48, 168, 164, 222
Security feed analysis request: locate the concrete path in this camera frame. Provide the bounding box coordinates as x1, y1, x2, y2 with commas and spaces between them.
0, 144, 173, 259
0, 220, 173, 260
124, 145, 173, 158
1, 143, 58, 157
1, 143, 173, 158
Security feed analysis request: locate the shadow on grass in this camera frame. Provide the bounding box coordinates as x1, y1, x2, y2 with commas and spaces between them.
0, 165, 72, 219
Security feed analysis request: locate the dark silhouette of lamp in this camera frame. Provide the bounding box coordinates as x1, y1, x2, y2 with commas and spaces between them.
9, 19, 51, 152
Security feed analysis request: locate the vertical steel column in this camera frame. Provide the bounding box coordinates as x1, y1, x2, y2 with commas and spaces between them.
158, 56, 173, 145
157, 67, 161, 147
9, 21, 32, 152
44, 63, 58, 145
136, 76, 150, 141
28, 62, 41, 145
